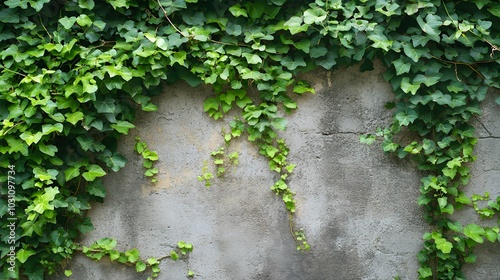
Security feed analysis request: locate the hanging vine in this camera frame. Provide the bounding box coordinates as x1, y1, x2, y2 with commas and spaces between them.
0, 0, 499, 279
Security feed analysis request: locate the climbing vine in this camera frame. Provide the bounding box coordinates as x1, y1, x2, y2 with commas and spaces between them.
0, 0, 499, 279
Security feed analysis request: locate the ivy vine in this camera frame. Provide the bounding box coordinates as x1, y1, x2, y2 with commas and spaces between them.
0, 0, 499, 279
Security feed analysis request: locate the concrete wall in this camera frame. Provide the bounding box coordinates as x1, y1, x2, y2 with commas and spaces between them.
52, 63, 500, 280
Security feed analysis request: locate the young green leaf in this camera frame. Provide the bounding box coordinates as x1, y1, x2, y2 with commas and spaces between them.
82, 164, 107, 181
464, 224, 485, 243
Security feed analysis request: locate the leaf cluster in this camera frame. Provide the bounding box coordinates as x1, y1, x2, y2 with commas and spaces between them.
79, 237, 192, 279
134, 136, 159, 183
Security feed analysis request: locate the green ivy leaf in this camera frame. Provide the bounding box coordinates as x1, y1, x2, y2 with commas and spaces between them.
32, 187, 60, 214
303, 8, 327, 24
229, 4, 248, 18
487, 4, 500, 17
29, 0, 51, 12
77, 217, 95, 233
136, 261, 147, 272
96, 238, 117, 250
436, 123, 452, 134
400, 77, 420, 95
65, 166, 81, 181
76, 14, 93, 27
367, 33, 393, 51
17, 248, 36, 264
82, 164, 106, 181
485, 228, 498, 243
403, 44, 428, 63
77, 135, 94, 151
78, 0, 95, 10
42, 123, 64, 135
310, 46, 328, 58
94, 99, 116, 114
464, 224, 485, 243
5, 136, 29, 156
430, 91, 451, 105
21, 220, 43, 237
447, 221, 463, 232
281, 56, 306, 70
395, 110, 418, 126
435, 237, 453, 254
87, 180, 107, 198
5, 0, 28, 9
382, 141, 399, 153
437, 197, 447, 209
100, 151, 127, 172
170, 250, 179, 261
464, 254, 477, 263
412, 35, 430, 47
108, 0, 129, 9
39, 142, 58, 157
418, 267, 433, 278
416, 14, 442, 40
271, 118, 288, 131
144, 168, 158, 177
59, 16, 77, 29
392, 57, 411, 75
284, 16, 309, 35
111, 121, 135, 134
0, 9, 20, 23
242, 53, 263, 64
20, 131, 43, 146
65, 111, 84, 125
126, 248, 140, 263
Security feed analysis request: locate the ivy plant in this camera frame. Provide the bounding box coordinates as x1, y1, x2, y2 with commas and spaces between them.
134, 136, 159, 183
0, 0, 499, 279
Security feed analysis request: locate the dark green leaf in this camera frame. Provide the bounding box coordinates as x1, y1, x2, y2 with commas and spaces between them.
29, 0, 51, 12
77, 218, 95, 233
487, 4, 500, 17
416, 14, 442, 40
78, 0, 95, 10
87, 180, 106, 198
94, 99, 116, 114
392, 57, 411, 75
108, 0, 129, 8
281, 56, 306, 70
0, 9, 20, 23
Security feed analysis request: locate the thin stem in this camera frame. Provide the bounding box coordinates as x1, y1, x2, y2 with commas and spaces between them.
156, 0, 187, 37
0, 65, 27, 77
38, 14, 53, 41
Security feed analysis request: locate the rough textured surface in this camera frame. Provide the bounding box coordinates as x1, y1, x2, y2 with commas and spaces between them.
52, 64, 499, 280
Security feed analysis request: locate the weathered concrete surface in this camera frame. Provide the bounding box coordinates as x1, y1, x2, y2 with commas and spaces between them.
52, 64, 499, 280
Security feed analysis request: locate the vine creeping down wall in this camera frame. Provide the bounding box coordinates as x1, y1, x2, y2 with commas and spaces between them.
0, 0, 499, 279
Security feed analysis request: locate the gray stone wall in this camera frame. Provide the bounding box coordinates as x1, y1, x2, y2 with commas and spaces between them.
52, 63, 499, 280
